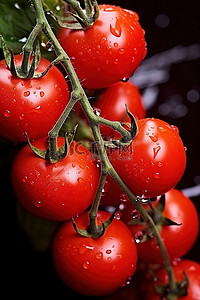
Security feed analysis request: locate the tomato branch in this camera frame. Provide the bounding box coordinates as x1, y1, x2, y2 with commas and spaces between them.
29, 0, 177, 296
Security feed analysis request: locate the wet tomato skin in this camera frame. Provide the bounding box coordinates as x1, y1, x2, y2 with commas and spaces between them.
146, 259, 200, 300
0, 55, 69, 142
58, 4, 147, 89
11, 137, 100, 221
127, 189, 199, 264
52, 210, 137, 296
109, 118, 187, 198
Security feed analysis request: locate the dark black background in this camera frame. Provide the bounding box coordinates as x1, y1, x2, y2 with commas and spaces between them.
1, 0, 200, 299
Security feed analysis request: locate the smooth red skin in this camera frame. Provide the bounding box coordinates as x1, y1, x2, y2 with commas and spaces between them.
128, 189, 199, 264
0, 55, 69, 142
11, 137, 100, 221
52, 210, 137, 296
58, 4, 147, 89
146, 260, 200, 300
100, 175, 124, 207
92, 81, 146, 139
109, 118, 186, 198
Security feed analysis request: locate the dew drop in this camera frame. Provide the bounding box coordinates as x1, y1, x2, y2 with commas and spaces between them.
72, 163, 76, 168
77, 177, 83, 183
106, 249, 112, 254
102, 180, 109, 196
36, 86, 41, 90
95, 252, 103, 260
23, 91, 30, 97
40, 91, 45, 97
4, 110, 11, 117
171, 125, 179, 134
114, 42, 118, 47
82, 261, 90, 269
157, 161, 163, 168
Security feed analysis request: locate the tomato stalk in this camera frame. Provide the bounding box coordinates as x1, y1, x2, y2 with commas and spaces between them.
29, 0, 178, 297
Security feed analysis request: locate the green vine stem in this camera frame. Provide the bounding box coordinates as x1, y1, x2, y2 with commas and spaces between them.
28, 0, 177, 297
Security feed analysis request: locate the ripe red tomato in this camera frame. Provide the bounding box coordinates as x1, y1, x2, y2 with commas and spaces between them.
127, 189, 199, 264
58, 4, 147, 89
146, 259, 200, 300
0, 55, 69, 142
100, 175, 125, 207
92, 81, 146, 139
109, 118, 186, 198
52, 210, 137, 296
11, 137, 100, 221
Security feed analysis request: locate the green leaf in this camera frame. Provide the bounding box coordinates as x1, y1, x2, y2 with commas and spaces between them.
0, 0, 35, 53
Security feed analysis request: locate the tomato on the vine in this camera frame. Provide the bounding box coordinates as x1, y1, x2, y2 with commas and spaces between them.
124, 189, 199, 264
11, 137, 100, 221
146, 259, 200, 299
58, 4, 147, 89
92, 81, 146, 139
52, 210, 137, 296
0, 55, 69, 142
109, 118, 187, 198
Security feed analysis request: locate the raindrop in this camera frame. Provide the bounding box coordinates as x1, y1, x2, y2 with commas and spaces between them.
23, 91, 30, 97
40, 91, 45, 97
82, 261, 90, 269
106, 249, 112, 254
4, 110, 11, 117
157, 126, 167, 133
36, 86, 41, 90
114, 42, 118, 47
72, 163, 76, 168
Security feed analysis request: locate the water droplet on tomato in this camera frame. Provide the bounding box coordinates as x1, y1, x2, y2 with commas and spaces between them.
4, 110, 11, 117
157, 126, 167, 133
72, 163, 76, 168
93, 108, 101, 116
184, 146, 187, 152
135, 231, 144, 243
114, 42, 118, 47
95, 252, 103, 260
36, 86, 41, 90
157, 161, 163, 168
149, 135, 158, 142
40, 91, 45, 97
79, 244, 87, 254
118, 48, 125, 55
101, 36, 107, 44
121, 77, 129, 83
110, 18, 122, 37
120, 193, 128, 202
154, 172, 160, 179
24, 91, 30, 97
77, 177, 83, 183
102, 180, 109, 196
114, 59, 119, 65
171, 125, 179, 134
19, 114, 24, 120
106, 249, 112, 254
22, 176, 28, 183
131, 209, 140, 219
153, 145, 161, 159
82, 261, 90, 269
35, 200, 42, 207
112, 265, 117, 271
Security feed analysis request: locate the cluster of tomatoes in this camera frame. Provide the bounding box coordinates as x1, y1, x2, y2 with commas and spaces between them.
0, 2, 199, 299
